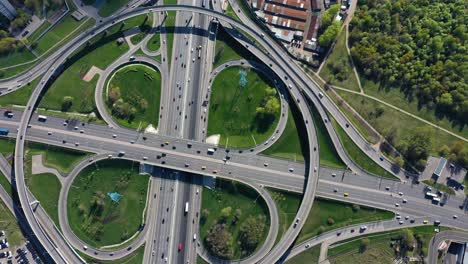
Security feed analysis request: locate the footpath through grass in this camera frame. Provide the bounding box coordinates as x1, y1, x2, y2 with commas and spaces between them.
39, 15, 151, 113
319, 29, 360, 92
67, 159, 149, 248
297, 198, 394, 243
262, 102, 308, 162
106, 64, 161, 129
332, 118, 397, 179
285, 244, 320, 264
336, 90, 463, 158
200, 179, 270, 260
327, 226, 444, 264
208, 66, 280, 148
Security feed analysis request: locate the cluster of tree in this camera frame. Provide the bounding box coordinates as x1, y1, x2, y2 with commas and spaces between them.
10, 10, 31, 31
326, 58, 350, 82
108, 86, 148, 122
320, 21, 342, 48
438, 141, 467, 168
61, 96, 73, 111
238, 215, 267, 256
0, 32, 24, 55
22, 0, 64, 14
349, 0, 467, 125
205, 224, 234, 259
321, 4, 340, 30
256, 87, 280, 116
396, 126, 433, 170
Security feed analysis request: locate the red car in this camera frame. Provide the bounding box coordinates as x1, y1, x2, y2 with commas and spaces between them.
178, 243, 183, 251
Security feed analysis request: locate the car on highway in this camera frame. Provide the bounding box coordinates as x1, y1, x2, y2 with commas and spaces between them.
178, 243, 183, 251
423, 220, 428, 224
343, 192, 349, 197
453, 215, 458, 219
395, 203, 400, 207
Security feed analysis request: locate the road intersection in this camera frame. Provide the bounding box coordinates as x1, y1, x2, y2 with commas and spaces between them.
0, 2, 466, 264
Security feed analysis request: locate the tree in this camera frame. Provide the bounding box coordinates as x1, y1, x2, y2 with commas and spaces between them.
220, 206, 232, 220
61, 96, 73, 111
321, 4, 340, 30
394, 156, 404, 167
397, 127, 433, 170
360, 238, 370, 252
327, 217, 335, 225
239, 215, 267, 255
233, 209, 242, 224
108, 86, 121, 105
319, 21, 342, 47
438, 145, 450, 157
139, 98, 148, 111
402, 229, 415, 250
352, 204, 360, 212
205, 224, 233, 259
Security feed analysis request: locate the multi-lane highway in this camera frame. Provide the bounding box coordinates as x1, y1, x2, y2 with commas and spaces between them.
0, 3, 466, 264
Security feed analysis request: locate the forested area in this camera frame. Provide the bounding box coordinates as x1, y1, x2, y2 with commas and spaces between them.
349, 0, 467, 127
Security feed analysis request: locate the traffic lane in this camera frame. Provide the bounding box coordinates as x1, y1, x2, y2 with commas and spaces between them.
174, 175, 191, 264
0, 110, 308, 176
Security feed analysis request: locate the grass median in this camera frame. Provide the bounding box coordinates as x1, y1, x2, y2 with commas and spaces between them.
67, 159, 149, 248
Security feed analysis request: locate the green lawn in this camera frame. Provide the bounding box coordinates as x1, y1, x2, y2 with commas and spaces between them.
320, 29, 360, 92
130, 32, 146, 45
309, 101, 345, 168
0, 61, 37, 79
0, 46, 37, 69
0, 199, 25, 247
360, 76, 467, 139
332, 118, 397, 179
208, 66, 280, 148
262, 102, 308, 162
297, 198, 394, 243
0, 78, 38, 107
327, 226, 444, 264
106, 64, 162, 129
285, 244, 320, 264
39, 15, 151, 113
0, 137, 16, 156
30, 15, 87, 54
200, 179, 270, 259
27, 21, 52, 42
27, 173, 62, 226
268, 189, 301, 245
146, 32, 161, 51
67, 159, 149, 248
336, 90, 462, 158
197, 256, 210, 264
79, 244, 145, 264
213, 25, 256, 68
98, 0, 129, 17
224, 2, 241, 21
26, 142, 90, 174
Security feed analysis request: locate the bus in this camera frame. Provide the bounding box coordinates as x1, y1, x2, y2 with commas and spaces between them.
0, 128, 9, 135
185, 202, 189, 214
207, 148, 215, 155
425, 192, 438, 198
38, 115, 48, 122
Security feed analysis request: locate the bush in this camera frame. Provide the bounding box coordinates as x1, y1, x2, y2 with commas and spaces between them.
327, 217, 335, 225
205, 224, 234, 259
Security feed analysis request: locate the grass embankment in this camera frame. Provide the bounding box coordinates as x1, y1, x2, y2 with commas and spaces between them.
208, 66, 280, 148
213, 25, 256, 68
39, 15, 151, 113
297, 198, 394, 243
319, 29, 360, 92
327, 226, 444, 264
285, 244, 320, 264
0, 78, 38, 107
200, 179, 270, 260
336, 90, 464, 157
0, 46, 36, 70
332, 118, 397, 179
106, 64, 161, 129
262, 102, 308, 162
0, 200, 25, 247
0, 171, 13, 198
268, 189, 301, 245
67, 159, 149, 248
0, 137, 15, 156
78, 245, 145, 264
24, 142, 90, 226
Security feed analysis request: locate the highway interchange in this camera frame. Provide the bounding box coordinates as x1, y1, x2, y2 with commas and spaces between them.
0, 1, 466, 264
